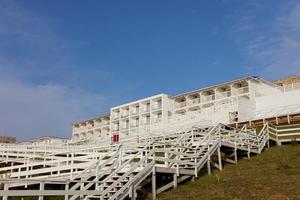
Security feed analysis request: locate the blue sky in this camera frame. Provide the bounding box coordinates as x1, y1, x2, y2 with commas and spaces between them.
0, 0, 299, 141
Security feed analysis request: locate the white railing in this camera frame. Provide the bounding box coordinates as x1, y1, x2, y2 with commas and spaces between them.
175, 101, 186, 109
201, 95, 214, 103
121, 111, 129, 118
216, 91, 231, 99
141, 107, 150, 113
188, 98, 200, 106
0, 122, 284, 200
234, 86, 249, 95
151, 118, 162, 124
130, 109, 139, 116
152, 103, 162, 110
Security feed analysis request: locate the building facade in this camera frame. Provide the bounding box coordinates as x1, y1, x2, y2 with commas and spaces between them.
71, 76, 300, 143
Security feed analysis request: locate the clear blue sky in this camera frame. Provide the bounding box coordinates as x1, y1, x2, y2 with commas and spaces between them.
0, 0, 299, 140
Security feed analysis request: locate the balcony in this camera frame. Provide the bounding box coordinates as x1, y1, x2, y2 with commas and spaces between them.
102, 120, 110, 126
202, 95, 215, 103
141, 107, 150, 113
141, 121, 150, 126
130, 123, 139, 128
235, 86, 249, 95
217, 91, 231, 99
121, 126, 129, 130
151, 103, 162, 111
121, 111, 129, 118
112, 127, 119, 132
112, 113, 119, 120
175, 101, 186, 109
130, 109, 139, 116
188, 98, 200, 106
151, 118, 162, 124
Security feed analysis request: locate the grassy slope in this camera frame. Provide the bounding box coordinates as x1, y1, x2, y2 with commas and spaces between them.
149, 145, 300, 200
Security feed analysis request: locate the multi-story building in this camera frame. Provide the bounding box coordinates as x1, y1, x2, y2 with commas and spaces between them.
110, 94, 172, 140
72, 115, 110, 141
71, 75, 300, 143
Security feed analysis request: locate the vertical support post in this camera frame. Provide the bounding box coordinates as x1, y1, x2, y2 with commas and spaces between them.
173, 173, 178, 188
247, 145, 251, 159
80, 178, 84, 198
234, 148, 237, 164
164, 152, 169, 168
65, 183, 69, 200
207, 156, 211, 176
152, 167, 156, 200
191, 176, 195, 182
39, 182, 45, 200
194, 157, 198, 178
131, 185, 136, 200
3, 184, 9, 200
217, 146, 222, 171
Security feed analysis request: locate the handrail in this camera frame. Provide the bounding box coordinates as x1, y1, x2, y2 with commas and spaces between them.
71, 145, 122, 181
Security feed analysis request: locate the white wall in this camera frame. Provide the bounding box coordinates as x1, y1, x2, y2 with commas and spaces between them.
255, 90, 300, 112
238, 97, 256, 122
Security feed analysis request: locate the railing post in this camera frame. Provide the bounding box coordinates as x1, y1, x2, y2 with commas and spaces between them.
65, 182, 69, 200
173, 173, 178, 188
207, 155, 211, 176
152, 166, 156, 200
39, 182, 45, 200
3, 184, 8, 200
80, 178, 84, 198
194, 157, 198, 177
164, 152, 169, 168
218, 145, 222, 171
234, 142, 237, 164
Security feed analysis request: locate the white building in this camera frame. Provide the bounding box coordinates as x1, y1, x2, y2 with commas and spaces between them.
19, 136, 70, 145
71, 75, 300, 143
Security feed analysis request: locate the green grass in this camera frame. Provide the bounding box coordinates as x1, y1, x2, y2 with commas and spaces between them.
147, 145, 300, 200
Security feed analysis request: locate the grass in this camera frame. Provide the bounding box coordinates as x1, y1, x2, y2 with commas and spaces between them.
147, 145, 300, 200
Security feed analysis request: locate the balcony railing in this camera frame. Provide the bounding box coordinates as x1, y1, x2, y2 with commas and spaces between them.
202, 95, 215, 102
112, 127, 119, 132
175, 101, 186, 109
130, 109, 139, 116
235, 86, 249, 95
188, 98, 200, 106
121, 126, 129, 130
151, 118, 162, 124
130, 124, 139, 128
112, 114, 119, 120
217, 91, 231, 99
141, 121, 150, 126
141, 107, 150, 113
121, 112, 129, 118
151, 104, 162, 110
